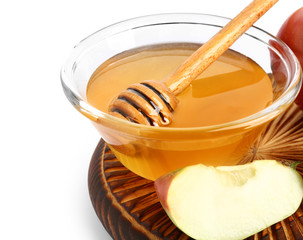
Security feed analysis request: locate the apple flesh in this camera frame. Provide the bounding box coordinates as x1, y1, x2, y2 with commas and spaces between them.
155, 160, 303, 240
277, 7, 303, 109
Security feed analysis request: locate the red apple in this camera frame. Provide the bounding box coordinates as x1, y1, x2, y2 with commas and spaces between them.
155, 160, 303, 240
277, 7, 303, 109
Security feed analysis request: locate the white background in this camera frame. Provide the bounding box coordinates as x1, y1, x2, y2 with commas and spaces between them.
1, 0, 302, 239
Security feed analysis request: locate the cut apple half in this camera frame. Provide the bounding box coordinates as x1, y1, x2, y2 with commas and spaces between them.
154, 160, 303, 240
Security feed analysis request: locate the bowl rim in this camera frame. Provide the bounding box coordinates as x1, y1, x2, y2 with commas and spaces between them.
60, 13, 302, 134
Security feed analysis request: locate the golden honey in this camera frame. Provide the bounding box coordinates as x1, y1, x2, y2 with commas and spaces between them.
86, 43, 273, 180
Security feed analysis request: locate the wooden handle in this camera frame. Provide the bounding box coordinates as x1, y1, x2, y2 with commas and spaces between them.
164, 0, 279, 95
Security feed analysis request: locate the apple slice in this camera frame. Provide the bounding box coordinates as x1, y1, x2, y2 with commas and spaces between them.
154, 160, 303, 240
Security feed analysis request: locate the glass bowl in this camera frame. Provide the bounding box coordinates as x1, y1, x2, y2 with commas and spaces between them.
61, 13, 302, 180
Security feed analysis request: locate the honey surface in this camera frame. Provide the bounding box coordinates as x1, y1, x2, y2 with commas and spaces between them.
87, 43, 273, 128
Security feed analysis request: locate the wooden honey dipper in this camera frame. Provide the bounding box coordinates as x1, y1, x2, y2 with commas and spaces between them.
109, 0, 279, 127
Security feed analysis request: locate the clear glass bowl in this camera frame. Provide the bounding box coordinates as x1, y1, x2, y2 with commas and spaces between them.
61, 13, 302, 180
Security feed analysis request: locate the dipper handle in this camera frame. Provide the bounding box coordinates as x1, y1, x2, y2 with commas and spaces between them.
165, 0, 279, 95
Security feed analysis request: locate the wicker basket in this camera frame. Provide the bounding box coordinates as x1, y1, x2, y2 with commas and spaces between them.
88, 103, 303, 240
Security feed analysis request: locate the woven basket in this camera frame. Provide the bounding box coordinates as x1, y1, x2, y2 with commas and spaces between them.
88, 103, 303, 240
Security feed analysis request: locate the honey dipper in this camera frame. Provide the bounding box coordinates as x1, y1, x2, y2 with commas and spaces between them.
109, 0, 279, 127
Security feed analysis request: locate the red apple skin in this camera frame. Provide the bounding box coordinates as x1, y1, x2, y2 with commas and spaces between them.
277, 7, 303, 109
154, 172, 177, 211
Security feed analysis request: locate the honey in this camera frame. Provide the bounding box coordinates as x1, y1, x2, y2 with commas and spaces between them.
86, 43, 273, 180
